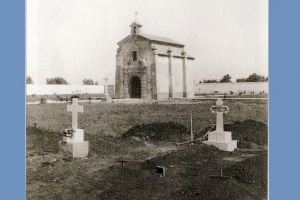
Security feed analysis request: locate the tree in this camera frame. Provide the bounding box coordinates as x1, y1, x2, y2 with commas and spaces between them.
236, 73, 268, 82
46, 77, 68, 84
26, 76, 33, 84
82, 79, 95, 85
247, 73, 268, 82
220, 74, 232, 83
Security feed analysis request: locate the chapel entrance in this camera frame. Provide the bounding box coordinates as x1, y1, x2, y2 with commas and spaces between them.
129, 76, 141, 98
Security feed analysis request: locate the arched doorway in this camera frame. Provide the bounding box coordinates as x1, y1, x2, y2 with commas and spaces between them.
129, 76, 141, 98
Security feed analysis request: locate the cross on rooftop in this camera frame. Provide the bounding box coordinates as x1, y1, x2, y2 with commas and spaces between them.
67, 98, 83, 129
134, 11, 138, 22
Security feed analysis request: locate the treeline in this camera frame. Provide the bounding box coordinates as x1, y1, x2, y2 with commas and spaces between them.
236, 73, 268, 82
200, 74, 232, 83
26, 76, 100, 85
199, 73, 268, 83
46, 77, 68, 85
82, 79, 99, 85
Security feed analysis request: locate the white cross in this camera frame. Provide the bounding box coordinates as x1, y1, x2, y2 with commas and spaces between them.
210, 99, 229, 132
67, 98, 83, 129
103, 75, 109, 94
134, 11, 138, 22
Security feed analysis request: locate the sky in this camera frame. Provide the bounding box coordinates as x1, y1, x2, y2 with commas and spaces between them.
26, 0, 268, 85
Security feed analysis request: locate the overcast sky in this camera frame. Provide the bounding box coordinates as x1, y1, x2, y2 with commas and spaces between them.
27, 0, 268, 85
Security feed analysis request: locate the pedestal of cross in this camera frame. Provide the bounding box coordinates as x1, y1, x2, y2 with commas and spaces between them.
203, 99, 237, 152
59, 98, 89, 158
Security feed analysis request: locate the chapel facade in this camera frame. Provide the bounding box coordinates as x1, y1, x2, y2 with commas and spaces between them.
115, 21, 195, 100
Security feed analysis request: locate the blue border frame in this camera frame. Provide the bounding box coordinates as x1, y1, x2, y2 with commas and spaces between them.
269, 0, 300, 199
1, 0, 300, 199
0, 0, 25, 199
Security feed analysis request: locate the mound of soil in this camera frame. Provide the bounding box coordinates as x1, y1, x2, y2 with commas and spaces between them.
142, 144, 225, 169
196, 119, 268, 147
98, 143, 267, 200
225, 119, 268, 146
123, 122, 188, 142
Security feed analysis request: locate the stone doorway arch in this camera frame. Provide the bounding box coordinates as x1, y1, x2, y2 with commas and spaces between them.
129, 76, 141, 98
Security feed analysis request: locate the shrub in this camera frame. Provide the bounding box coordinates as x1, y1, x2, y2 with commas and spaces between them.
46, 77, 68, 84
70, 95, 80, 100
40, 98, 47, 104
26, 76, 33, 84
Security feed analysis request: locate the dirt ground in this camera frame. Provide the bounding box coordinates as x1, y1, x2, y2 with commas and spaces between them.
26, 100, 268, 200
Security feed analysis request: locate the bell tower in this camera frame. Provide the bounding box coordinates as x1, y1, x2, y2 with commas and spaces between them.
130, 12, 142, 36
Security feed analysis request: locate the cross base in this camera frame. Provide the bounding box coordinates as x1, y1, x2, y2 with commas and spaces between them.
104, 93, 112, 102
59, 141, 89, 158
203, 131, 237, 152
63, 128, 84, 143
60, 129, 89, 158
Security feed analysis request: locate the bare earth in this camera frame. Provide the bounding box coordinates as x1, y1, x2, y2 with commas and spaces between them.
26, 99, 268, 200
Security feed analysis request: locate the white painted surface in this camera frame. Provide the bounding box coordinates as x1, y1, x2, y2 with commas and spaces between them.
195, 82, 268, 94
67, 98, 83, 129
172, 58, 183, 98
215, 112, 224, 132
27, 84, 104, 95
203, 99, 237, 152
155, 56, 169, 100
63, 129, 84, 143
186, 59, 195, 98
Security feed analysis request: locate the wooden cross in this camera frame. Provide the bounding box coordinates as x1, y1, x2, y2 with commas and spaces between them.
67, 98, 83, 129
117, 156, 128, 167
190, 112, 194, 142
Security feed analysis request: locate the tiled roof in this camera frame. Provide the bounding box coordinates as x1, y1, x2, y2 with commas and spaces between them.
139, 33, 184, 47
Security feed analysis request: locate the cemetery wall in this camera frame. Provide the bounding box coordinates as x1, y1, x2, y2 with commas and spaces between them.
26, 84, 104, 95
186, 58, 195, 98
195, 82, 269, 95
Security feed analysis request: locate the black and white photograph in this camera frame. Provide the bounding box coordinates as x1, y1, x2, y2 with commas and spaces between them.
26, 0, 268, 199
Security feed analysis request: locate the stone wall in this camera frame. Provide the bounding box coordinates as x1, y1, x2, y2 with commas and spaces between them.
115, 37, 153, 100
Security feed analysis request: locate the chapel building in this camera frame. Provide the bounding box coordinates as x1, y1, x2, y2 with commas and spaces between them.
115, 21, 195, 100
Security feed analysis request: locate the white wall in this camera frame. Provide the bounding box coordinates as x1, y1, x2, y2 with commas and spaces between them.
186, 59, 195, 98
27, 85, 104, 95
195, 82, 268, 94
155, 56, 169, 100
172, 58, 183, 98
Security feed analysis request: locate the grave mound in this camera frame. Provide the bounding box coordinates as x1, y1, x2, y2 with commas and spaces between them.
122, 122, 188, 142
141, 144, 225, 170
196, 119, 267, 147
225, 119, 268, 146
